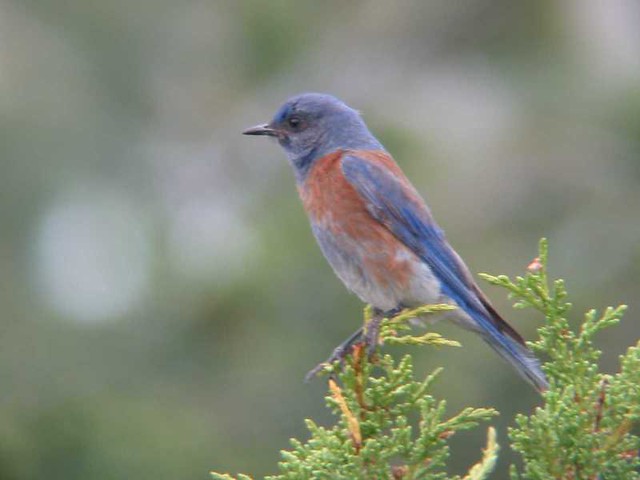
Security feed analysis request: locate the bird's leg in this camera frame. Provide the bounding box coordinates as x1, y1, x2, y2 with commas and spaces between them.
305, 307, 404, 381
364, 307, 402, 357
304, 327, 364, 382
364, 308, 383, 357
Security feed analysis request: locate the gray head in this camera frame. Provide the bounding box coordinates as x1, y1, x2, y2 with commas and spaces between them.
243, 93, 383, 181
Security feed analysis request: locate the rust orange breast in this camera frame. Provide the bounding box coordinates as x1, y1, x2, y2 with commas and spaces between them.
299, 149, 409, 223
298, 150, 416, 289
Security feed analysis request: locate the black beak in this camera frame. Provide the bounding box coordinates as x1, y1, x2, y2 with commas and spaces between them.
242, 124, 278, 137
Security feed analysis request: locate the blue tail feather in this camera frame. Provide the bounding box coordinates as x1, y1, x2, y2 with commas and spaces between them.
443, 284, 548, 392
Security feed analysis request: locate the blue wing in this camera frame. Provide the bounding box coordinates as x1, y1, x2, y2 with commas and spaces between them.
341, 153, 548, 391
341, 154, 495, 328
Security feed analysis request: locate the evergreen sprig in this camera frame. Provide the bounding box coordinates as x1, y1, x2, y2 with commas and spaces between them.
211, 239, 639, 479
481, 238, 639, 479
211, 304, 498, 480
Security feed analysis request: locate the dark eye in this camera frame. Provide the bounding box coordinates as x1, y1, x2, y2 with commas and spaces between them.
287, 116, 302, 130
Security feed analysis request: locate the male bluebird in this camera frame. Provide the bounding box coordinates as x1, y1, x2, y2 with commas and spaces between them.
243, 93, 548, 392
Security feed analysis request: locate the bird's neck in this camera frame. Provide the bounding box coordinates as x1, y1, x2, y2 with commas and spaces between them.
289, 145, 320, 183
290, 127, 384, 183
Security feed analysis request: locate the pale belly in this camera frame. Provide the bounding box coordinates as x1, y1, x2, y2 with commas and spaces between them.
312, 224, 442, 312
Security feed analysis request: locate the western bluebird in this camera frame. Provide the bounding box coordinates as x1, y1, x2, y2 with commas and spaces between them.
243, 93, 547, 392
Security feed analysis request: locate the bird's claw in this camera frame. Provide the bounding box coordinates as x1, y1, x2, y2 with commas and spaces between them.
304, 343, 350, 382
304, 328, 364, 382
304, 308, 400, 381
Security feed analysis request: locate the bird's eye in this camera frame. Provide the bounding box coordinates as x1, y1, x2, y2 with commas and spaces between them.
287, 116, 302, 130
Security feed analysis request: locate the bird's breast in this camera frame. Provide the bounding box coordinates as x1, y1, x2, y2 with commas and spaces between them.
298, 150, 440, 310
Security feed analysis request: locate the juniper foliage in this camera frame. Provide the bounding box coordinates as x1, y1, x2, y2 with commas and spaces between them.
481, 238, 639, 479
211, 239, 639, 479
211, 304, 499, 480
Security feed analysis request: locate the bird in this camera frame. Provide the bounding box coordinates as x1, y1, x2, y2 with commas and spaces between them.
243, 93, 548, 392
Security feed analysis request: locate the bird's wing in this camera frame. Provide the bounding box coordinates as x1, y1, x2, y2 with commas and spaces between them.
341, 152, 525, 346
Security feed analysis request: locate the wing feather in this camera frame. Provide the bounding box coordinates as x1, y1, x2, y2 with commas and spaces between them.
340, 153, 525, 346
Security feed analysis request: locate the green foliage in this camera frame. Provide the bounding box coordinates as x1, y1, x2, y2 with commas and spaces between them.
379, 304, 460, 348
211, 305, 499, 480
481, 238, 640, 479
212, 239, 639, 480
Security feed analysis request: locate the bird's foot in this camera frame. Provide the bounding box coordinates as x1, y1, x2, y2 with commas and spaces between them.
305, 307, 404, 382
364, 307, 403, 357
304, 327, 363, 382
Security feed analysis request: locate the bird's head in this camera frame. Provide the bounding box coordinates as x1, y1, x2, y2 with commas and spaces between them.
243, 93, 382, 181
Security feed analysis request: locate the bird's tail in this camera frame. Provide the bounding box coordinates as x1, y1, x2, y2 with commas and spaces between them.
467, 286, 548, 392
479, 327, 548, 392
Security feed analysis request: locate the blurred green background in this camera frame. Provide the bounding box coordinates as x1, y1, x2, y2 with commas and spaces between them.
1, 1, 639, 478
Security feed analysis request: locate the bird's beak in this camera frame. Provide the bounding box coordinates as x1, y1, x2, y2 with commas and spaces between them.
242, 123, 278, 137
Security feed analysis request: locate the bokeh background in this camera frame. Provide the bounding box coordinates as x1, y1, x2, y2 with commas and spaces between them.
1, 1, 639, 478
